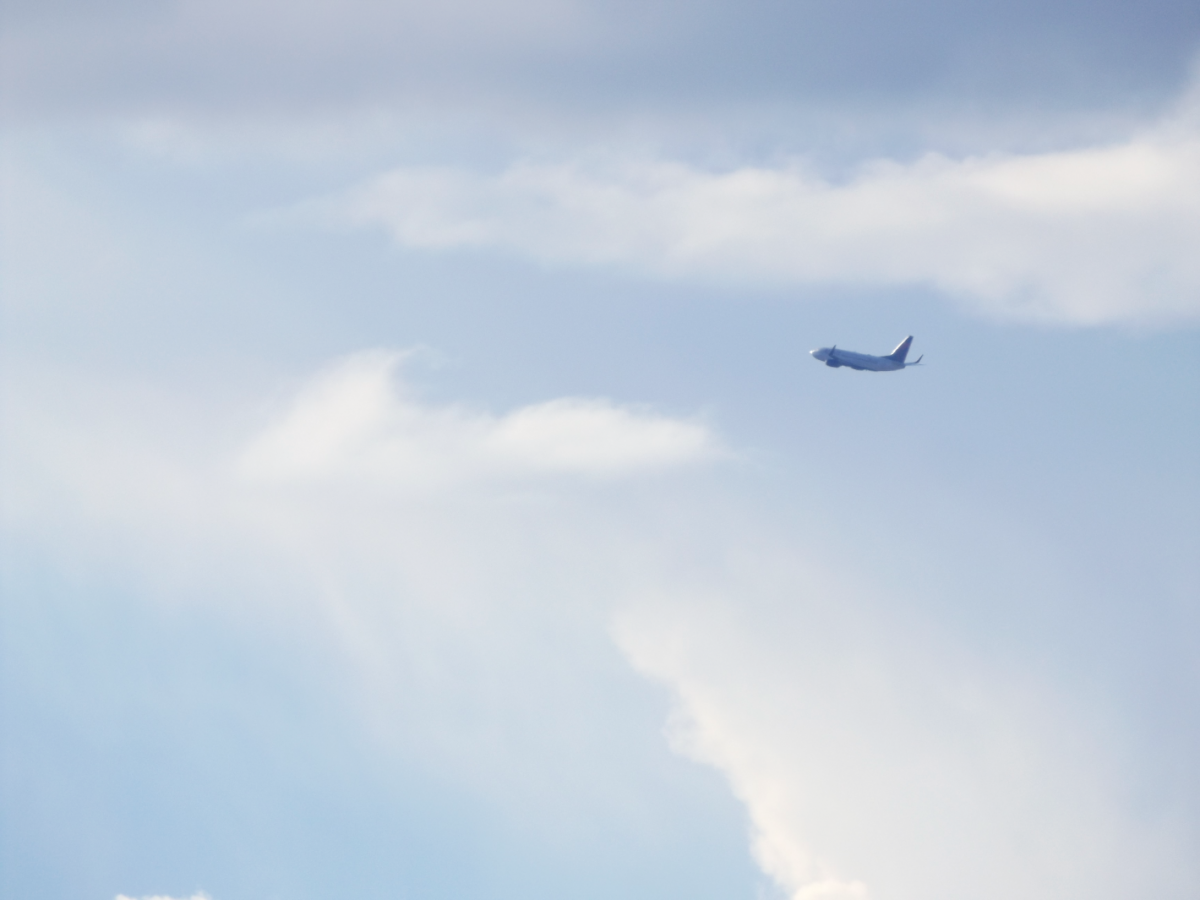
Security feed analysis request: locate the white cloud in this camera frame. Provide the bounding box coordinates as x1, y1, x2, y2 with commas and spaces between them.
614, 582, 1194, 900
115, 894, 210, 900
236, 350, 721, 489
326, 104, 1200, 326
0, 353, 734, 854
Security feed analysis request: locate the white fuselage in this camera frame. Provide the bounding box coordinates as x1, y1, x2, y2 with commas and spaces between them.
810, 347, 904, 371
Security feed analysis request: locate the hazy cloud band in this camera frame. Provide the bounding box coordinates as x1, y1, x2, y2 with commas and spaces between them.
321, 111, 1200, 325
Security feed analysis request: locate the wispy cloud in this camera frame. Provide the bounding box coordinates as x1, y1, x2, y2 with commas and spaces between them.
319, 103, 1200, 326
237, 350, 721, 490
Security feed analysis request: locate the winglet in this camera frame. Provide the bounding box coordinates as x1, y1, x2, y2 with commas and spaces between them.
887, 336, 914, 363
906, 354, 923, 366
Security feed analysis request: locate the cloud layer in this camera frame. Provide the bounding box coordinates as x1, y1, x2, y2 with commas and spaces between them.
6, 350, 1198, 900
5, 0, 1197, 121
327, 108, 1200, 325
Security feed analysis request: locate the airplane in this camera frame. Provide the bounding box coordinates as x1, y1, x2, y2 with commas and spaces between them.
810, 336, 922, 371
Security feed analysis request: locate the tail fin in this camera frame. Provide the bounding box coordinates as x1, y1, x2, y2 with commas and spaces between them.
887, 336, 913, 363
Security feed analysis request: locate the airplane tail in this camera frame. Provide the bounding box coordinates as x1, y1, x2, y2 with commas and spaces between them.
887, 336, 913, 363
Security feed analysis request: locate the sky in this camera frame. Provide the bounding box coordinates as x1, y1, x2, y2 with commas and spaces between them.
2, 2, 1199, 900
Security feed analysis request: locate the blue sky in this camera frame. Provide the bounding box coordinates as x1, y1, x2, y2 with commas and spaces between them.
2, 2, 1199, 900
